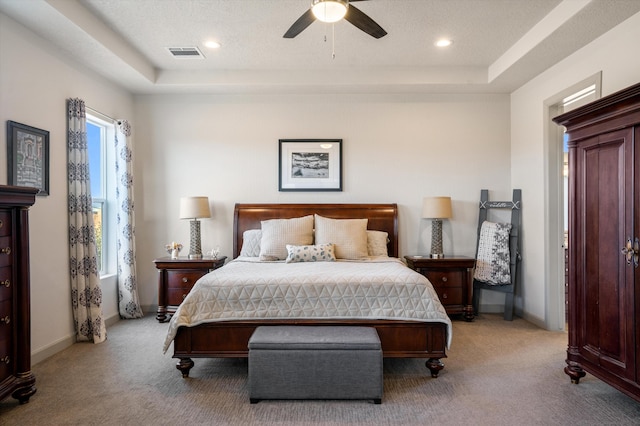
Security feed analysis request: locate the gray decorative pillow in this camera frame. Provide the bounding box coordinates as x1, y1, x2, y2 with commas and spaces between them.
285, 243, 336, 263
239, 229, 261, 257
474, 221, 512, 285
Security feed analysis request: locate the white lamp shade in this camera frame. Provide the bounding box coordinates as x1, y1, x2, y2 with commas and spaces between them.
312, 0, 348, 23
179, 196, 211, 219
422, 197, 452, 219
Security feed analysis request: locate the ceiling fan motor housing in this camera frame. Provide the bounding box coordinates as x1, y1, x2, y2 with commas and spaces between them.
312, 0, 349, 23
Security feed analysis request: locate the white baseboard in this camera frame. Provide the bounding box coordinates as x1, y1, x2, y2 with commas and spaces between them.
32, 334, 75, 366
32, 312, 122, 365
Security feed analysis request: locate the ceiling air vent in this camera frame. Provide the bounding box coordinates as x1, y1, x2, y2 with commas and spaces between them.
167, 47, 205, 59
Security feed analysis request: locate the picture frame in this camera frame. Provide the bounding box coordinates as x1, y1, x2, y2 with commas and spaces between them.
6, 120, 50, 196
279, 139, 342, 192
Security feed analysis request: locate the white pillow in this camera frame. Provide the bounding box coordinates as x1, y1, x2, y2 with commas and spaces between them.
314, 214, 368, 260
259, 215, 314, 261
285, 243, 336, 263
474, 221, 512, 285
239, 229, 261, 257
367, 230, 389, 257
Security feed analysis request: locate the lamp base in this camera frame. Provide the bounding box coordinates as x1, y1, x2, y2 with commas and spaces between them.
430, 218, 444, 259
188, 219, 203, 260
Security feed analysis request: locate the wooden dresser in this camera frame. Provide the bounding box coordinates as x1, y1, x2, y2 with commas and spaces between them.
0, 185, 37, 404
553, 82, 640, 403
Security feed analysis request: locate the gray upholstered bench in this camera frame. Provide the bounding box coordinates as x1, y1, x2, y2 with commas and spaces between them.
248, 326, 383, 404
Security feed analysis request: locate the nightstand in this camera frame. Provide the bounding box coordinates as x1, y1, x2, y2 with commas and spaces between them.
154, 256, 227, 322
405, 256, 475, 321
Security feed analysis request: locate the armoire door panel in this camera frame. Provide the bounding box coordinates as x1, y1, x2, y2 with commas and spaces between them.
578, 128, 634, 379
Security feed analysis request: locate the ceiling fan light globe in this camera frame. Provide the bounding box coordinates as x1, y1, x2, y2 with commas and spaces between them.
312, 0, 348, 23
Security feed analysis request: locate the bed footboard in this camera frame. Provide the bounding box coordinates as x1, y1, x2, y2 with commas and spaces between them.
172, 319, 448, 378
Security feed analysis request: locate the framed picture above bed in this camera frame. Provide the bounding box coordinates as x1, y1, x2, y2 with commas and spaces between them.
279, 139, 342, 191
6, 120, 50, 196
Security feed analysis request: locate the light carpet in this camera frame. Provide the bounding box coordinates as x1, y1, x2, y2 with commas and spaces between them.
1, 314, 639, 425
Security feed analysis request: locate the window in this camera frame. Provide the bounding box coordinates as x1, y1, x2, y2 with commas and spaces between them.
86, 114, 115, 276
86, 119, 106, 273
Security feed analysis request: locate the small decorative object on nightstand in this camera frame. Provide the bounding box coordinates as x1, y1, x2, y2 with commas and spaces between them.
154, 256, 226, 322
165, 242, 183, 259
422, 197, 452, 258
405, 255, 475, 321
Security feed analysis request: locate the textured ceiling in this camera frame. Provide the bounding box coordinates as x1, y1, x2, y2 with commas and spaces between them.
1, 0, 639, 94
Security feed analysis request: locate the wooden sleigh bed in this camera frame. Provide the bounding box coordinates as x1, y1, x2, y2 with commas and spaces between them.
170, 203, 449, 378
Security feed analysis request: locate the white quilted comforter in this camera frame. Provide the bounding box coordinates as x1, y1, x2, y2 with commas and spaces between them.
163, 257, 452, 352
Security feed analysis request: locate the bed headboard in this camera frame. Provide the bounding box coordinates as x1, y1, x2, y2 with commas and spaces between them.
233, 203, 399, 258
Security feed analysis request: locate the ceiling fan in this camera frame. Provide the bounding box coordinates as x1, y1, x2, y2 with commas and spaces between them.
283, 0, 387, 39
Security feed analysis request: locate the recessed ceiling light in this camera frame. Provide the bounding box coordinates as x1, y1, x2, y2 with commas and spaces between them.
435, 39, 453, 48
204, 40, 221, 49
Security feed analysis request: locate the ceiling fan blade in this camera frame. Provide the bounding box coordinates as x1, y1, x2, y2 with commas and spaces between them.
344, 4, 387, 39
283, 9, 316, 38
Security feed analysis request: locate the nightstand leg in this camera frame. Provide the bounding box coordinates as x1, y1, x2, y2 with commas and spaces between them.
463, 305, 475, 321
156, 307, 167, 322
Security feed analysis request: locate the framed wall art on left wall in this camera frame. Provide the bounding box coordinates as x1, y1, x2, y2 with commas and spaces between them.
6, 120, 50, 196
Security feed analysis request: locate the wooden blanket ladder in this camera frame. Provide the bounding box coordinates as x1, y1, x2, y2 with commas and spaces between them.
471, 189, 522, 320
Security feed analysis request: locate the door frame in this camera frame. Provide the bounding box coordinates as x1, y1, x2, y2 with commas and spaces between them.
543, 73, 601, 331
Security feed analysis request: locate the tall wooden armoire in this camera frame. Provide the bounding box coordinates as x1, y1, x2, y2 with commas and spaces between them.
553, 82, 640, 403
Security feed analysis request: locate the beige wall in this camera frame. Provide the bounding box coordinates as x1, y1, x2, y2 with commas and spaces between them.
0, 14, 134, 361
133, 93, 512, 309
511, 11, 640, 328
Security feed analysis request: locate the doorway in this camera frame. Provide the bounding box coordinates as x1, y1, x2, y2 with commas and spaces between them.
544, 74, 600, 331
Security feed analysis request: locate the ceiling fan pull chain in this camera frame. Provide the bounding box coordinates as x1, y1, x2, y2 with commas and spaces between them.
332, 23, 336, 59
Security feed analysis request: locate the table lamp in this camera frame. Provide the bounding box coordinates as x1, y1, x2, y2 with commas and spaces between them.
179, 196, 211, 259
422, 196, 452, 258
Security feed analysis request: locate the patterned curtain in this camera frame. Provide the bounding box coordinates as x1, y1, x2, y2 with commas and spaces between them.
115, 121, 144, 318
67, 98, 106, 343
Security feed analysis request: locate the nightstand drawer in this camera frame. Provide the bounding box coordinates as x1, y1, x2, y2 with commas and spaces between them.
167, 288, 193, 306
166, 270, 207, 290
421, 270, 464, 288
434, 287, 462, 305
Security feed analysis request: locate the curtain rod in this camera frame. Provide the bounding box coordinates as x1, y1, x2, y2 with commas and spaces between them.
86, 107, 121, 125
